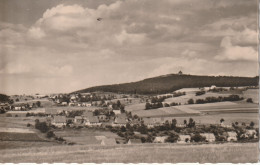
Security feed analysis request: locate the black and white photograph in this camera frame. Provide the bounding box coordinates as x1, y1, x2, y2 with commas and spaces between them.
0, 0, 259, 163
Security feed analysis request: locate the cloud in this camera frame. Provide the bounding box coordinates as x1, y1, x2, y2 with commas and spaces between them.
0, 0, 258, 94
215, 37, 257, 61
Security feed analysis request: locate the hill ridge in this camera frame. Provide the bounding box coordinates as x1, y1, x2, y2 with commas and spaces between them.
73, 74, 258, 95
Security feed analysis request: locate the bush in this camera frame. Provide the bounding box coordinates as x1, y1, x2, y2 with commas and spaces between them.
27, 123, 31, 127
35, 121, 49, 133
191, 133, 206, 142
46, 131, 55, 138
246, 98, 253, 103
187, 99, 194, 104
196, 91, 206, 96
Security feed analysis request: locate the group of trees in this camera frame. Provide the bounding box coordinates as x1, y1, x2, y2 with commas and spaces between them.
35, 119, 49, 133
195, 91, 206, 96
172, 92, 186, 97
74, 74, 258, 95
145, 102, 163, 110
111, 100, 125, 113
187, 95, 244, 104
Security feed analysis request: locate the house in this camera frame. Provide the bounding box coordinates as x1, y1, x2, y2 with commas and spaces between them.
52, 116, 66, 128
200, 133, 215, 142
61, 102, 68, 106
69, 102, 75, 106
153, 136, 168, 143
98, 114, 107, 121
143, 118, 155, 128
14, 107, 22, 111
113, 110, 121, 115
210, 85, 216, 90
177, 135, 191, 143
128, 139, 142, 145
112, 117, 127, 127
101, 138, 117, 145
83, 111, 93, 118
246, 130, 257, 139
74, 116, 84, 124
227, 132, 237, 142
85, 116, 101, 127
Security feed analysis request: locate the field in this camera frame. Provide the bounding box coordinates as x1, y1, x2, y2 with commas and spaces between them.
242, 89, 259, 103
0, 142, 258, 163
0, 116, 59, 150
54, 128, 120, 145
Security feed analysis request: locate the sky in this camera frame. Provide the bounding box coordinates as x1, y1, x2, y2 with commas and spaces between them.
0, 0, 258, 95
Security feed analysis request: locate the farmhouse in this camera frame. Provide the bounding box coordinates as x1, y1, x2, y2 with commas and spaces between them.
85, 116, 101, 127
74, 116, 84, 124
227, 132, 237, 142
112, 117, 127, 127
177, 135, 191, 143
98, 114, 107, 121
200, 133, 215, 142
127, 139, 142, 145
143, 118, 155, 128
52, 116, 66, 128
245, 130, 257, 139
61, 102, 68, 106
83, 111, 93, 118
113, 110, 121, 115
101, 138, 117, 145
153, 136, 168, 143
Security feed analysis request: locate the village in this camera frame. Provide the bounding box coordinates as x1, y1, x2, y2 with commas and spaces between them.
0, 85, 258, 146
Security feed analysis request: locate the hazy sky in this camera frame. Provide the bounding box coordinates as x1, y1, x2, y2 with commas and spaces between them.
0, 0, 258, 95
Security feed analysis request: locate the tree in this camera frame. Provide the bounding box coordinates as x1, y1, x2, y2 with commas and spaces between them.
15, 98, 19, 102
145, 102, 151, 110
36, 101, 41, 107
235, 122, 239, 126
250, 121, 255, 128
164, 103, 170, 107
184, 120, 187, 125
187, 99, 194, 104
47, 131, 55, 138
171, 119, 177, 129
220, 118, 224, 123
246, 98, 253, 103
188, 118, 195, 128
191, 133, 206, 142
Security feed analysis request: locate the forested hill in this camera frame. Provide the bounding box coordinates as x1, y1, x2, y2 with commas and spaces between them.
74, 74, 259, 95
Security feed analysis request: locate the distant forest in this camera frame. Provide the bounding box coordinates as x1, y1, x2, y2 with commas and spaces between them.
74, 74, 259, 95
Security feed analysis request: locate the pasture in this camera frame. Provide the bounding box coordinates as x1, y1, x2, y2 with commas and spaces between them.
0, 142, 258, 163
54, 128, 119, 145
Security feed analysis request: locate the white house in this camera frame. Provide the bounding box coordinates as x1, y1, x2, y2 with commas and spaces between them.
153, 136, 168, 143
61, 102, 68, 106
200, 133, 215, 142
52, 116, 66, 128
85, 116, 102, 127
177, 135, 191, 143
227, 132, 237, 142
112, 117, 127, 127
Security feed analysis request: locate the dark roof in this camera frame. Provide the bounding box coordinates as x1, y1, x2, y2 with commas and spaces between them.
83, 111, 93, 117
115, 117, 127, 124
88, 116, 99, 123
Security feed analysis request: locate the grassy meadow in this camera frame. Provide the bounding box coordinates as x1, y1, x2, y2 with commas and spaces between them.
0, 142, 258, 163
